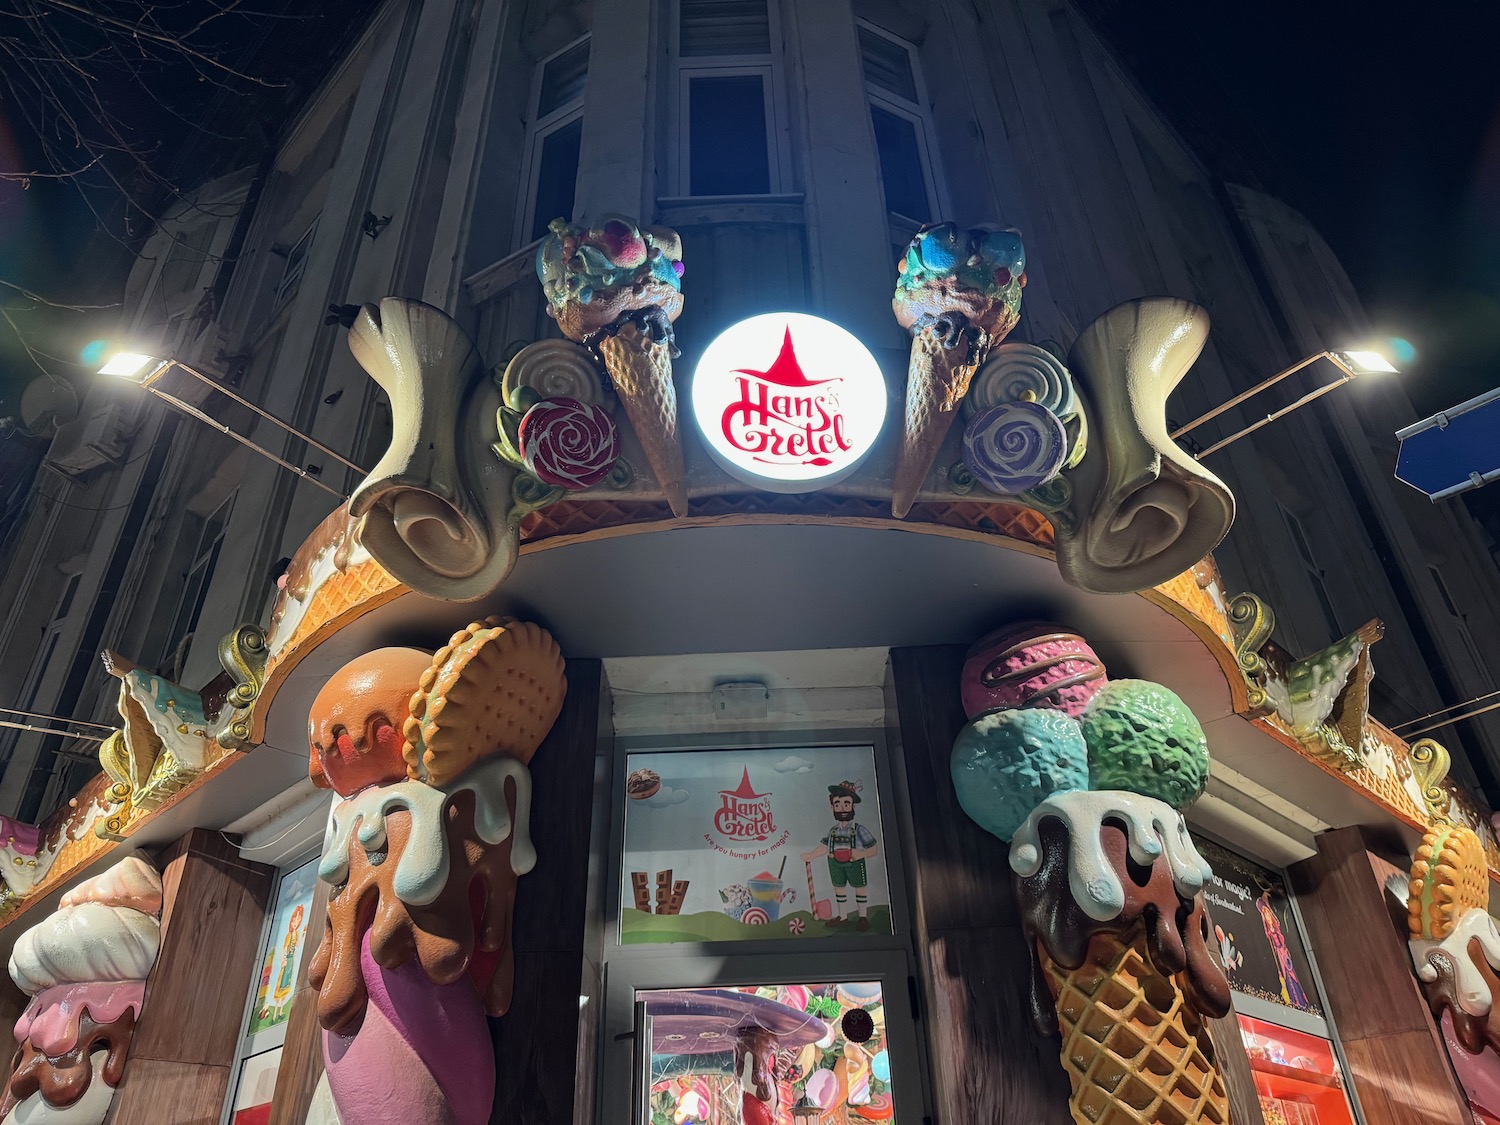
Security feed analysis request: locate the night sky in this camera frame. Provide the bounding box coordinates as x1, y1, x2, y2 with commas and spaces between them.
5, 2, 1499, 445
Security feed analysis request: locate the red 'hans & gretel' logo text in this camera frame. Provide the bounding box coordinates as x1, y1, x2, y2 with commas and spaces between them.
721, 328, 853, 467
714, 767, 776, 841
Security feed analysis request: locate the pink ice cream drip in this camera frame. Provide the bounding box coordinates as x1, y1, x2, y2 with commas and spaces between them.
960, 621, 1108, 720
323, 933, 493, 1125
0, 816, 41, 857
1442, 1010, 1500, 1122
14, 981, 145, 1056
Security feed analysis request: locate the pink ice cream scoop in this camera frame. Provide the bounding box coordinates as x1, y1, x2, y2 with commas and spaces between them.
960, 621, 1107, 720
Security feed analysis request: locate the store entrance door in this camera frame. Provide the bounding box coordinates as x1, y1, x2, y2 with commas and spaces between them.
608, 954, 924, 1125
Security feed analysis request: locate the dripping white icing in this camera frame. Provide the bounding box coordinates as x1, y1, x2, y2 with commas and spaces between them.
1413, 909, 1500, 1017
1009, 789, 1212, 922
319, 755, 535, 907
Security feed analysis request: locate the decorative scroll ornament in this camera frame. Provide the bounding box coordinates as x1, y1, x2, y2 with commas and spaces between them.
948, 620, 1230, 1125
0, 857, 163, 1125
305, 619, 566, 1125
889, 223, 1027, 518
1050, 298, 1236, 594
500, 338, 608, 408
1227, 592, 1275, 716
93, 625, 268, 841
348, 298, 517, 602
537, 216, 688, 516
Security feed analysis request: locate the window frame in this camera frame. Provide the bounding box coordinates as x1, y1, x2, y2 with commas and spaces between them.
159, 492, 236, 675
669, 0, 791, 198
1276, 499, 1342, 641
856, 19, 948, 230
271, 218, 318, 311
513, 32, 591, 250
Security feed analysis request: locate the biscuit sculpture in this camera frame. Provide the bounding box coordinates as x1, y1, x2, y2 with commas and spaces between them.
1400, 739, 1500, 1123
951, 621, 1231, 1125
305, 618, 566, 1125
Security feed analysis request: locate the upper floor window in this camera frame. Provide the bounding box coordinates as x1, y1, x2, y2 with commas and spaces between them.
673, 0, 787, 196
159, 492, 235, 678
857, 21, 943, 228
517, 35, 589, 246
272, 218, 318, 310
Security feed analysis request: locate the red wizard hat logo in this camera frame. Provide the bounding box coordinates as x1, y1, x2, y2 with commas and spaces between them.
714, 767, 776, 841
721, 328, 852, 468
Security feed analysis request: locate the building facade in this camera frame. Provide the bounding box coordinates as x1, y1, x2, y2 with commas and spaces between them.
1, 2, 1498, 1124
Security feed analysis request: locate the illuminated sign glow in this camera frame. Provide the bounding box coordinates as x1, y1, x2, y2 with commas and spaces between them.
691, 312, 887, 493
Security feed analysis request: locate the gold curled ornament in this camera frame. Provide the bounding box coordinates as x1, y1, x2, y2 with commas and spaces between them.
1410, 737, 1452, 823
217, 624, 268, 747
1227, 592, 1275, 715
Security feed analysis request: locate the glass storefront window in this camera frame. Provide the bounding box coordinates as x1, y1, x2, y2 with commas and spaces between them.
223, 856, 318, 1125
620, 746, 894, 944
640, 982, 897, 1124
1239, 1015, 1357, 1125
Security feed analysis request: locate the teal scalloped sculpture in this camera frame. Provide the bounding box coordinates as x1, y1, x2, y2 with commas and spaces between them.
1082, 679, 1209, 810
951, 708, 1089, 841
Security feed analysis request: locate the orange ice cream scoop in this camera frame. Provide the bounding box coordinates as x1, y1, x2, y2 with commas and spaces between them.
310, 647, 432, 796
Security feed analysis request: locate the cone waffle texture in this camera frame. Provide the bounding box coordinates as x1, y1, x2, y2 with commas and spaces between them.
281, 559, 399, 657
1408, 821, 1489, 940
404, 617, 566, 786
1040, 921, 1228, 1125
892, 323, 981, 518
599, 322, 689, 516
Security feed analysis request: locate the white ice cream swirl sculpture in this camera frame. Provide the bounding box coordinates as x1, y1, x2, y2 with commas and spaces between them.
1, 858, 162, 1125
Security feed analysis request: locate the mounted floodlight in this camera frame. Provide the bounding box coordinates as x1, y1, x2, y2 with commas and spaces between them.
1171, 347, 1401, 459
1335, 350, 1399, 376
97, 353, 160, 380
95, 351, 366, 499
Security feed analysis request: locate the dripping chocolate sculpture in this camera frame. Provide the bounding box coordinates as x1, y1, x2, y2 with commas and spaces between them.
950, 621, 1231, 1125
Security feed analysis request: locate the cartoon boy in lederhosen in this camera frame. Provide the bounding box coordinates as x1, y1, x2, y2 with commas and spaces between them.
801, 781, 878, 930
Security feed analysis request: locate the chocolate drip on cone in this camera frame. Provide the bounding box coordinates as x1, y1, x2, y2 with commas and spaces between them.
2, 1009, 135, 1114
1014, 816, 1230, 1033
309, 788, 523, 1034
1421, 940, 1500, 1056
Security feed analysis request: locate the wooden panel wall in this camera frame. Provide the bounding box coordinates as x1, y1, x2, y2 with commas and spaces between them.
1290, 825, 1469, 1125
491, 657, 605, 1125
889, 644, 1073, 1123
112, 828, 275, 1125
890, 645, 1264, 1125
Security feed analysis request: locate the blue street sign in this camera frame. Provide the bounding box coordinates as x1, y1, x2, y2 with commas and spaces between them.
1395, 386, 1500, 501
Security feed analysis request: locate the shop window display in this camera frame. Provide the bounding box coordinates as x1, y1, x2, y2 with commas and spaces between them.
621, 747, 894, 943
1240, 1016, 1356, 1125
640, 982, 896, 1125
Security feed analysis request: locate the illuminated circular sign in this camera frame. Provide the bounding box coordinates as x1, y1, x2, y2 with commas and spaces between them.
691, 312, 887, 493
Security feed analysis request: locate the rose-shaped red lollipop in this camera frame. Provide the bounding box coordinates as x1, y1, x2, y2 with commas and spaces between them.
518, 396, 620, 489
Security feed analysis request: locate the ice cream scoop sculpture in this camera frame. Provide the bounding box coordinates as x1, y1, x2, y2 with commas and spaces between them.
950, 621, 1231, 1125
1, 857, 163, 1125
1398, 738, 1500, 1123
304, 617, 566, 1125
537, 215, 689, 515
890, 223, 1026, 517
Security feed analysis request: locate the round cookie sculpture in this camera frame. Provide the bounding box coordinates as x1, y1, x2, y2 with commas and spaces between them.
950, 621, 1231, 1125
1399, 739, 1500, 1122
304, 617, 566, 1125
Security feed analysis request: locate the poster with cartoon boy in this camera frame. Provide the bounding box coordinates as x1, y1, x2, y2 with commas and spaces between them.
801, 780, 879, 930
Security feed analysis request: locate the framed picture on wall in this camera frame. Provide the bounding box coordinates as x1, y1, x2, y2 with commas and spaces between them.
620, 745, 893, 944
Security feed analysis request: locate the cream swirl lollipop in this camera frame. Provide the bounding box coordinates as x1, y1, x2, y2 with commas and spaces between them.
962, 401, 1067, 495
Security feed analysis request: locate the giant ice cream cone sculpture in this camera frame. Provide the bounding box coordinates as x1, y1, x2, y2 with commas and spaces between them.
1399, 738, 1500, 1122
305, 617, 566, 1125
537, 216, 689, 515
1, 857, 163, 1125
890, 224, 1026, 517
950, 622, 1231, 1124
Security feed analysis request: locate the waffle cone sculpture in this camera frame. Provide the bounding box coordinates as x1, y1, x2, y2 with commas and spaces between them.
950, 623, 1231, 1124
890, 224, 1026, 517
537, 216, 688, 515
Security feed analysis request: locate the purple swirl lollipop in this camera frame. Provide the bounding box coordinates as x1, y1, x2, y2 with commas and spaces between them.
962, 401, 1067, 494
